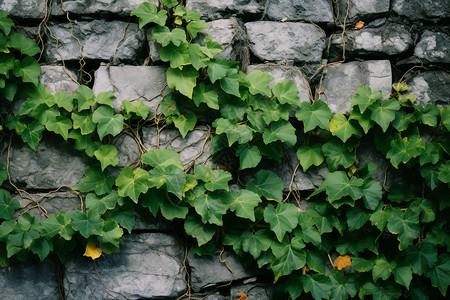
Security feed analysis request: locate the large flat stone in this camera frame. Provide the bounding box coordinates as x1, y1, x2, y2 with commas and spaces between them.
112, 134, 141, 168
39, 66, 79, 95
51, 0, 156, 17
329, 21, 414, 60
406, 70, 450, 107
392, 0, 450, 21
186, 0, 264, 20
43, 20, 145, 64
0, 136, 89, 190
0, 0, 46, 20
414, 30, 450, 64
266, 0, 333, 23
0, 260, 59, 300
245, 22, 326, 63
336, 0, 390, 22
64, 233, 187, 299
142, 126, 213, 169
92, 65, 169, 114
188, 250, 255, 292
320, 60, 392, 113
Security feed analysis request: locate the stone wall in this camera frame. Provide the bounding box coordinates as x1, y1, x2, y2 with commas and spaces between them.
0, 0, 449, 299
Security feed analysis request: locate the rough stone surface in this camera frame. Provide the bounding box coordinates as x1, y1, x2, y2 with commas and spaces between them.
320, 60, 392, 113
405, 70, 450, 107
92, 65, 169, 114
414, 30, 450, 64
0, 137, 89, 190
112, 134, 140, 168
142, 126, 213, 168
64, 233, 187, 299
392, 0, 450, 21
0, 0, 46, 20
188, 250, 255, 292
0, 260, 59, 300
266, 0, 333, 24
230, 283, 274, 300
329, 21, 414, 60
12, 192, 82, 221
51, 0, 155, 17
39, 66, 79, 95
247, 64, 312, 104
245, 22, 326, 63
186, 0, 264, 20
43, 20, 145, 64
336, 0, 390, 22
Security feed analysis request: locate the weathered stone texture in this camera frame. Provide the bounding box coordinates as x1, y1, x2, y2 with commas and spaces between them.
320, 60, 392, 113
245, 22, 326, 63
0, 261, 59, 300
142, 126, 213, 168
188, 250, 255, 292
51, 0, 156, 17
1, 138, 88, 190
329, 22, 414, 60
414, 31, 450, 64
0, 0, 46, 20
266, 0, 333, 23
92, 65, 169, 114
186, 0, 264, 20
406, 70, 450, 107
392, 0, 450, 21
230, 283, 274, 300
336, 0, 390, 22
39, 66, 79, 95
64, 233, 186, 299
112, 134, 140, 168
43, 20, 145, 64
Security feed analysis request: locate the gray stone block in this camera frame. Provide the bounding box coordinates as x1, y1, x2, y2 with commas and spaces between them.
64, 233, 187, 299
0, 260, 59, 300
406, 70, 450, 107
112, 134, 141, 168
43, 20, 145, 64
414, 31, 450, 64
266, 0, 333, 24
336, 0, 390, 22
392, 0, 450, 21
0, 137, 89, 190
188, 250, 255, 292
329, 22, 414, 60
320, 60, 392, 113
51, 0, 156, 17
0, 0, 46, 20
11, 192, 82, 221
142, 126, 213, 169
92, 65, 169, 115
230, 283, 274, 300
245, 21, 326, 63
186, 0, 264, 20
39, 66, 79, 95
146, 27, 163, 63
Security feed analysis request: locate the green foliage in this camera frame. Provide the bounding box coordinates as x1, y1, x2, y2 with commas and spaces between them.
1, 5, 449, 300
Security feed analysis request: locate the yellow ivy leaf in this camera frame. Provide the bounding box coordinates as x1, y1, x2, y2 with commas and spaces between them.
355, 21, 364, 30
84, 242, 101, 260
333, 255, 352, 270
237, 293, 249, 300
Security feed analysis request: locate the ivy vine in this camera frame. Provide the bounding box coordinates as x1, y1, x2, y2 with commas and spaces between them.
1, 1, 450, 299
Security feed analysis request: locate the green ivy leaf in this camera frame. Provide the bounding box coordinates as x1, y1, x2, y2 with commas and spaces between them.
71, 112, 96, 135
236, 144, 262, 170
228, 189, 262, 221
21, 121, 45, 151
160, 0, 178, 8
369, 98, 400, 132
362, 179, 383, 210
244, 70, 273, 97
426, 254, 450, 296
386, 136, 426, 168
329, 113, 361, 143
296, 100, 332, 132
272, 80, 300, 105
12, 56, 41, 86
372, 255, 392, 281
30, 236, 53, 261
7, 32, 40, 56
207, 58, 230, 83
204, 169, 232, 192
322, 140, 355, 172
45, 116, 72, 140
142, 149, 184, 171
263, 203, 299, 241
416, 104, 440, 127
193, 82, 219, 109
116, 167, 151, 203
349, 107, 374, 134
213, 118, 252, 146
351, 85, 382, 114
70, 210, 104, 238
122, 100, 151, 119
92, 105, 124, 140
160, 42, 190, 68
172, 112, 197, 138
402, 241, 437, 275
109, 202, 135, 233
184, 214, 216, 246
75, 85, 96, 111
347, 207, 370, 231
263, 120, 297, 147
387, 208, 420, 250
85, 191, 121, 214
149, 165, 186, 199
324, 171, 364, 202
190, 190, 230, 225
271, 236, 306, 280
201, 36, 223, 58
329, 271, 358, 300
220, 68, 240, 97
296, 144, 324, 172
438, 161, 450, 184
131, 2, 167, 27
42, 212, 75, 240
359, 280, 402, 300
241, 229, 273, 259
301, 274, 332, 300
219, 94, 249, 121
151, 26, 186, 47
0, 11, 14, 35
420, 164, 440, 190
392, 260, 413, 289
0, 189, 20, 219
441, 106, 450, 131
247, 170, 284, 202
0, 163, 7, 185
166, 66, 198, 99
98, 220, 123, 247
95, 92, 115, 108
74, 166, 114, 195
53, 91, 75, 112
186, 20, 209, 39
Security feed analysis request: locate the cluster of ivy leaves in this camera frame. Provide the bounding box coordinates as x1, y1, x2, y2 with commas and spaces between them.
1, 1, 450, 299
